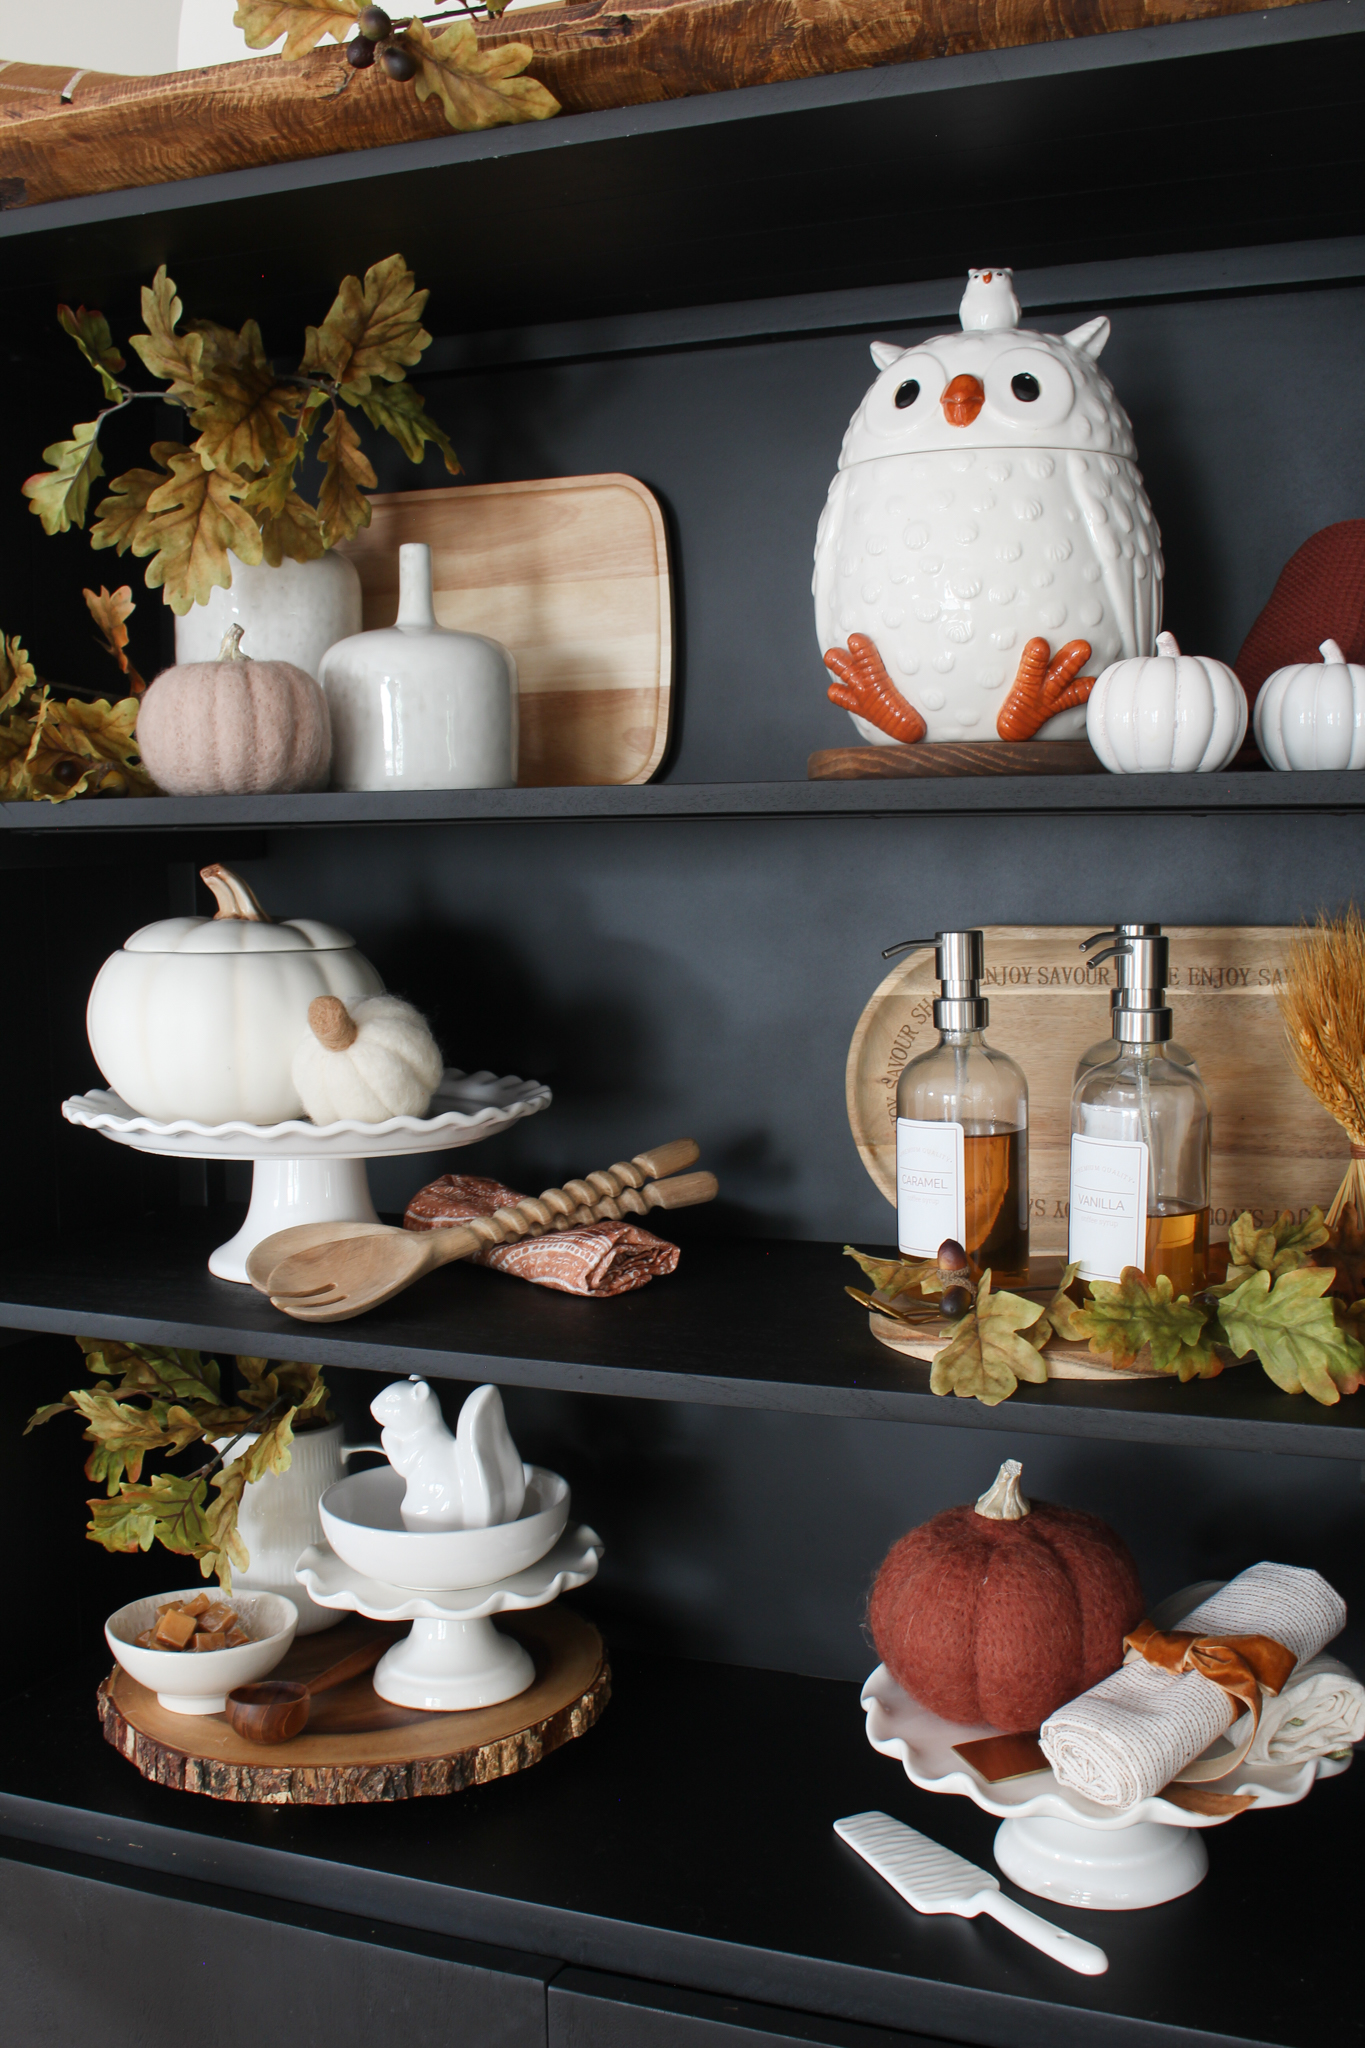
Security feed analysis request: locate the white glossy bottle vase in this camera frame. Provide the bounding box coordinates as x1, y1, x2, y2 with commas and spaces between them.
321, 542, 518, 790
215, 1421, 376, 1633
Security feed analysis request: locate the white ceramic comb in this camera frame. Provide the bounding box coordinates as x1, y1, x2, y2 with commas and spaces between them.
834, 1812, 1108, 1976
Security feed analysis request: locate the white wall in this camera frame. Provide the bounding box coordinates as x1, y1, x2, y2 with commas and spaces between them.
0, 0, 262, 74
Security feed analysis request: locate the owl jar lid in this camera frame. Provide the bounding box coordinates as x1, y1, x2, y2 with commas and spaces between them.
837, 268, 1138, 470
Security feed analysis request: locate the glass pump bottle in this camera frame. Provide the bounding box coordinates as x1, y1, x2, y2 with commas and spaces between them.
1068, 932, 1211, 1295
1073, 924, 1199, 1083
884, 929, 1029, 1285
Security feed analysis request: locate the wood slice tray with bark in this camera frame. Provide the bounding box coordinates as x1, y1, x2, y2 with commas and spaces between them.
0, 0, 1315, 211
809, 740, 1103, 779
340, 476, 672, 788
848, 925, 1345, 1256
96, 1607, 609, 1805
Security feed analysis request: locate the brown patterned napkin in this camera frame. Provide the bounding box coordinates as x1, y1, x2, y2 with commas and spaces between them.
403, 1174, 680, 1297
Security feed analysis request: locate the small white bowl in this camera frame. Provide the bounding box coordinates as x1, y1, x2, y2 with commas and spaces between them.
319, 1465, 569, 1591
105, 1588, 298, 1715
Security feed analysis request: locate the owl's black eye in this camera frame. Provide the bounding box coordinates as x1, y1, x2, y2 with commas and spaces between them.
894, 380, 920, 410
1011, 372, 1041, 403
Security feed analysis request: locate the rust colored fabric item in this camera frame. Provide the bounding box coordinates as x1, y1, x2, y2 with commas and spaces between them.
403, 1173, 680, 1297
1235, 519, 1365, 724
868, 1498, 1145, 1733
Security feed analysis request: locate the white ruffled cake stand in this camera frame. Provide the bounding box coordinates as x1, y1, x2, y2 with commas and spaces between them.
861, 1584, 1349, 1911
296, 1524, 603, 1711
62, 1068, 551, 1283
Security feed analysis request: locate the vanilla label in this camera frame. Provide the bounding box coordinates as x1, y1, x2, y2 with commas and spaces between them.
1068, 1134, 1149, 1281
896, 1118, 966, 1257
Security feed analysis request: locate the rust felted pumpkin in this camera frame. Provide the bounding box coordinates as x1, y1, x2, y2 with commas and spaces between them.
136, 624, 331, 795
868, 1460, 1145, 1732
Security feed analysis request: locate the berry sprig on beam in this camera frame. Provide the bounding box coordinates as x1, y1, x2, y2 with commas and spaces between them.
233, 2, 561, 132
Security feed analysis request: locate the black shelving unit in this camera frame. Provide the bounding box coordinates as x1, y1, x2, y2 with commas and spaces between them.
7, 7, 1365, 2044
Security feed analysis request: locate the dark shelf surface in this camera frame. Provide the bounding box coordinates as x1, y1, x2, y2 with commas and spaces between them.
1, 4, 1363, 338
5, 770, 1365, 835
0, 1640, 1354, 2048
4, 1219, 1365, 1457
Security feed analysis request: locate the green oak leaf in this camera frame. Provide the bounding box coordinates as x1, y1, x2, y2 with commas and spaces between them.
843, 1246, 940, 1302
76, 1338, 225, 1408
929, 1272, 1048, 1406
1034, 1260, 1086, 1345
1228, 1207, 1329, 1280
1214, 1266, 1365, 1405
352, 378, 460, 476
58, 304, 126, 404
87, 1472, 212, 1560
1070, 1267, 1220, 1379
22, 420, 104, 535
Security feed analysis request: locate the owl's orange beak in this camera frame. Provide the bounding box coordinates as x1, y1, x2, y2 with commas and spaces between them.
942, 374, 985, 428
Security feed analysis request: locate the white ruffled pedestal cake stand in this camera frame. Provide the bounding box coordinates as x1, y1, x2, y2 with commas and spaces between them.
861, 1585, 1349, 1912
62, 1068, 550, 1283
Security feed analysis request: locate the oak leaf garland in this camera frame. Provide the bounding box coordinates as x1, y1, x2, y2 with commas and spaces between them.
1216, 1265, 1365, 1405
1225, 1206, 1329, 1284
929, 1272, 1049, 1406
234, 0, 361, 60
405, 18, 560, 130
1069, 1266, 1222, 1379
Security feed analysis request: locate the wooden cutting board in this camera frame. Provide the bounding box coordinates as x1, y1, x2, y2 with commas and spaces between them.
341, 476, 672, 787
847, 927, 1345, 1255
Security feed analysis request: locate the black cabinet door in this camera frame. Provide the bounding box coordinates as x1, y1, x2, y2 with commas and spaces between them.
548, 1968, 963, 2048
1, 1844, 553, 2048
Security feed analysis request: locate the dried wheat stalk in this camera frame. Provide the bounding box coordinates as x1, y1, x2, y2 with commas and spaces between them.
1277, 909, 1365, 1226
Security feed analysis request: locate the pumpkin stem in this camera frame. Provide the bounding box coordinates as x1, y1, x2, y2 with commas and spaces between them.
200, 864, 271, 923
1155, 632, 1181, 658
974, 1459, 1031, 1521
309, 995, 360, 1052
1320, 639, 1347, 666
218, 624, 246, 662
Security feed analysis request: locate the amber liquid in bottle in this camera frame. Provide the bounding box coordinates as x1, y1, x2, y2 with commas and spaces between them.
1144, 1203, 1209, 1296
962, 1127, 1029, 1287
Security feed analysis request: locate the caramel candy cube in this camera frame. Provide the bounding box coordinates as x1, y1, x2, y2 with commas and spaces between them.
189, 1630, 228, 1652
225, 1628, 250, 1647
181, 1593, 211, 1617
153, 1608, 197, 1649
135, 1629, 158, 1649
201, 1603, 237, 1635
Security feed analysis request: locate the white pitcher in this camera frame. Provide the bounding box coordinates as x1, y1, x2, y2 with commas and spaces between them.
216, 1421, 377, 1633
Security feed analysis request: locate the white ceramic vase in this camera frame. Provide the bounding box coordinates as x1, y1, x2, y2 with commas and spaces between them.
216, 1420, 377, 1633
321, 543, 518, 790
174, 553, 363, 683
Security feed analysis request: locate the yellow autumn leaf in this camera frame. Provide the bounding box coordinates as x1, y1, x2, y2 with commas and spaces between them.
302, 253, 432, 395
83, 585, 146, 695
406, 18, 560, 132
93, 444, 263, 614
244, 460, 327, 566
128, 267, 204, 405
0, 632, 36, 714
22, 419, 104, 535
189, 316, 305, 474
233, 0, 359, 59
353, 378, 460, 475
317, 405, 375, 549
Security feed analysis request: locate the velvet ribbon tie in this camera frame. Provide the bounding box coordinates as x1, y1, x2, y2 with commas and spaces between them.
1122, 1619, 1299, 1783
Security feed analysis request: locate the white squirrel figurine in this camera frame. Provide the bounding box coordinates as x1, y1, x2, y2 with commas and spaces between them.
370, 1377, 527, 1532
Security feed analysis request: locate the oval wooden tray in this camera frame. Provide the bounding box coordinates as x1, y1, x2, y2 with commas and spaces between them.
846, 924, 1344, 1255
96, 1606, 608, 1805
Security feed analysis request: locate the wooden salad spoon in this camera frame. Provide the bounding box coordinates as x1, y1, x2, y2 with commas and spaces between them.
225, 1634, 389, 1744
262, 1141, 717, 1323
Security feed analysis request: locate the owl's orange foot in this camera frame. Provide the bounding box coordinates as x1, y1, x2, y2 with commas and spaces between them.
824, 634, 927, 744
996, 638, 1095, 741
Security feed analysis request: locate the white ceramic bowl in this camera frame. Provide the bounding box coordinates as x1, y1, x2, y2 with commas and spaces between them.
105, 1588, 298, 1715
319, 1465, 569, 1590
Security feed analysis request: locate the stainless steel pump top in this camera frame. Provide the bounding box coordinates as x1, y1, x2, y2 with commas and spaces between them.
1079, 925, 1173, 1044
882, 929, 989, 1032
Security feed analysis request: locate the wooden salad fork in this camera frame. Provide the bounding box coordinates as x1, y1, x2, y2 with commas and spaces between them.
259, 1141, 717, 1322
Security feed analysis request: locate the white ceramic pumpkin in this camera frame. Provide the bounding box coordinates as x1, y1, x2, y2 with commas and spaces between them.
136, 625, 332, 795
86, 866, 384, 1125
1252, 638, 1365, 771
1085, 631, 1247, 774
292, 994, 444, 1123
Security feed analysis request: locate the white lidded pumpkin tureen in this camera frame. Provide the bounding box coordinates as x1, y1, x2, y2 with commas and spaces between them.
86, 865, 383, 1126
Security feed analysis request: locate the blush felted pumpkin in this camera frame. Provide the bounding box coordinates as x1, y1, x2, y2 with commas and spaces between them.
868, 1460, 1145, 1731
136, 624, 331, 794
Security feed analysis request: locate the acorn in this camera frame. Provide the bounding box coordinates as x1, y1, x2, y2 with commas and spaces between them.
939, 1284, 974, 1321
381, 37, 418, 80
937, 1238, 971, 1280
358, 5, 393, 37
347, 34, 376, 66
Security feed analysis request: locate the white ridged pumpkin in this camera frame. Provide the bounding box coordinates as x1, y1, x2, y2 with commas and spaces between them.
86, 866, 383, 1125
292, 995, 444, 1124
136, 625, 332, 795
1253, 638, 1365, 771
1085, 632, 1247, 774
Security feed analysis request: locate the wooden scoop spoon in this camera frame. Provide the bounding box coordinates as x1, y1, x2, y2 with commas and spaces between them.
225, 1634, 388, 1744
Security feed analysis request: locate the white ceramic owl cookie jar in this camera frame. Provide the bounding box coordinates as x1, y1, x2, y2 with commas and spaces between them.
813, 267, 1164, 747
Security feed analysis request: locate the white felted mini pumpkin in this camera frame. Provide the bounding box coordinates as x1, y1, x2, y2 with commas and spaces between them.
136, 624, 331, 795
292, 994, 444, 1124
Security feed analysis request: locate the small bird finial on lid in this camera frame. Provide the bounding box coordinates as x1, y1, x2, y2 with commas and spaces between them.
960, 267, 1021, 332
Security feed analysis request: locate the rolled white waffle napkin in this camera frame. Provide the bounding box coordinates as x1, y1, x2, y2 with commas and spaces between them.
1245, 1652, 1365, 1767
1039, 1563, 1347, 1809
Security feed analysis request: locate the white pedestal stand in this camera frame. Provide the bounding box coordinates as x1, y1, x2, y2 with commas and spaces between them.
62, 1070, 551, 1284
295, 1525, 603, 1712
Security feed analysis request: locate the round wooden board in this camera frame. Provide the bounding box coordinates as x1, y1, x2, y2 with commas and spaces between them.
97, 1606, 609, 1805
867, 1309, 1156, 1380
